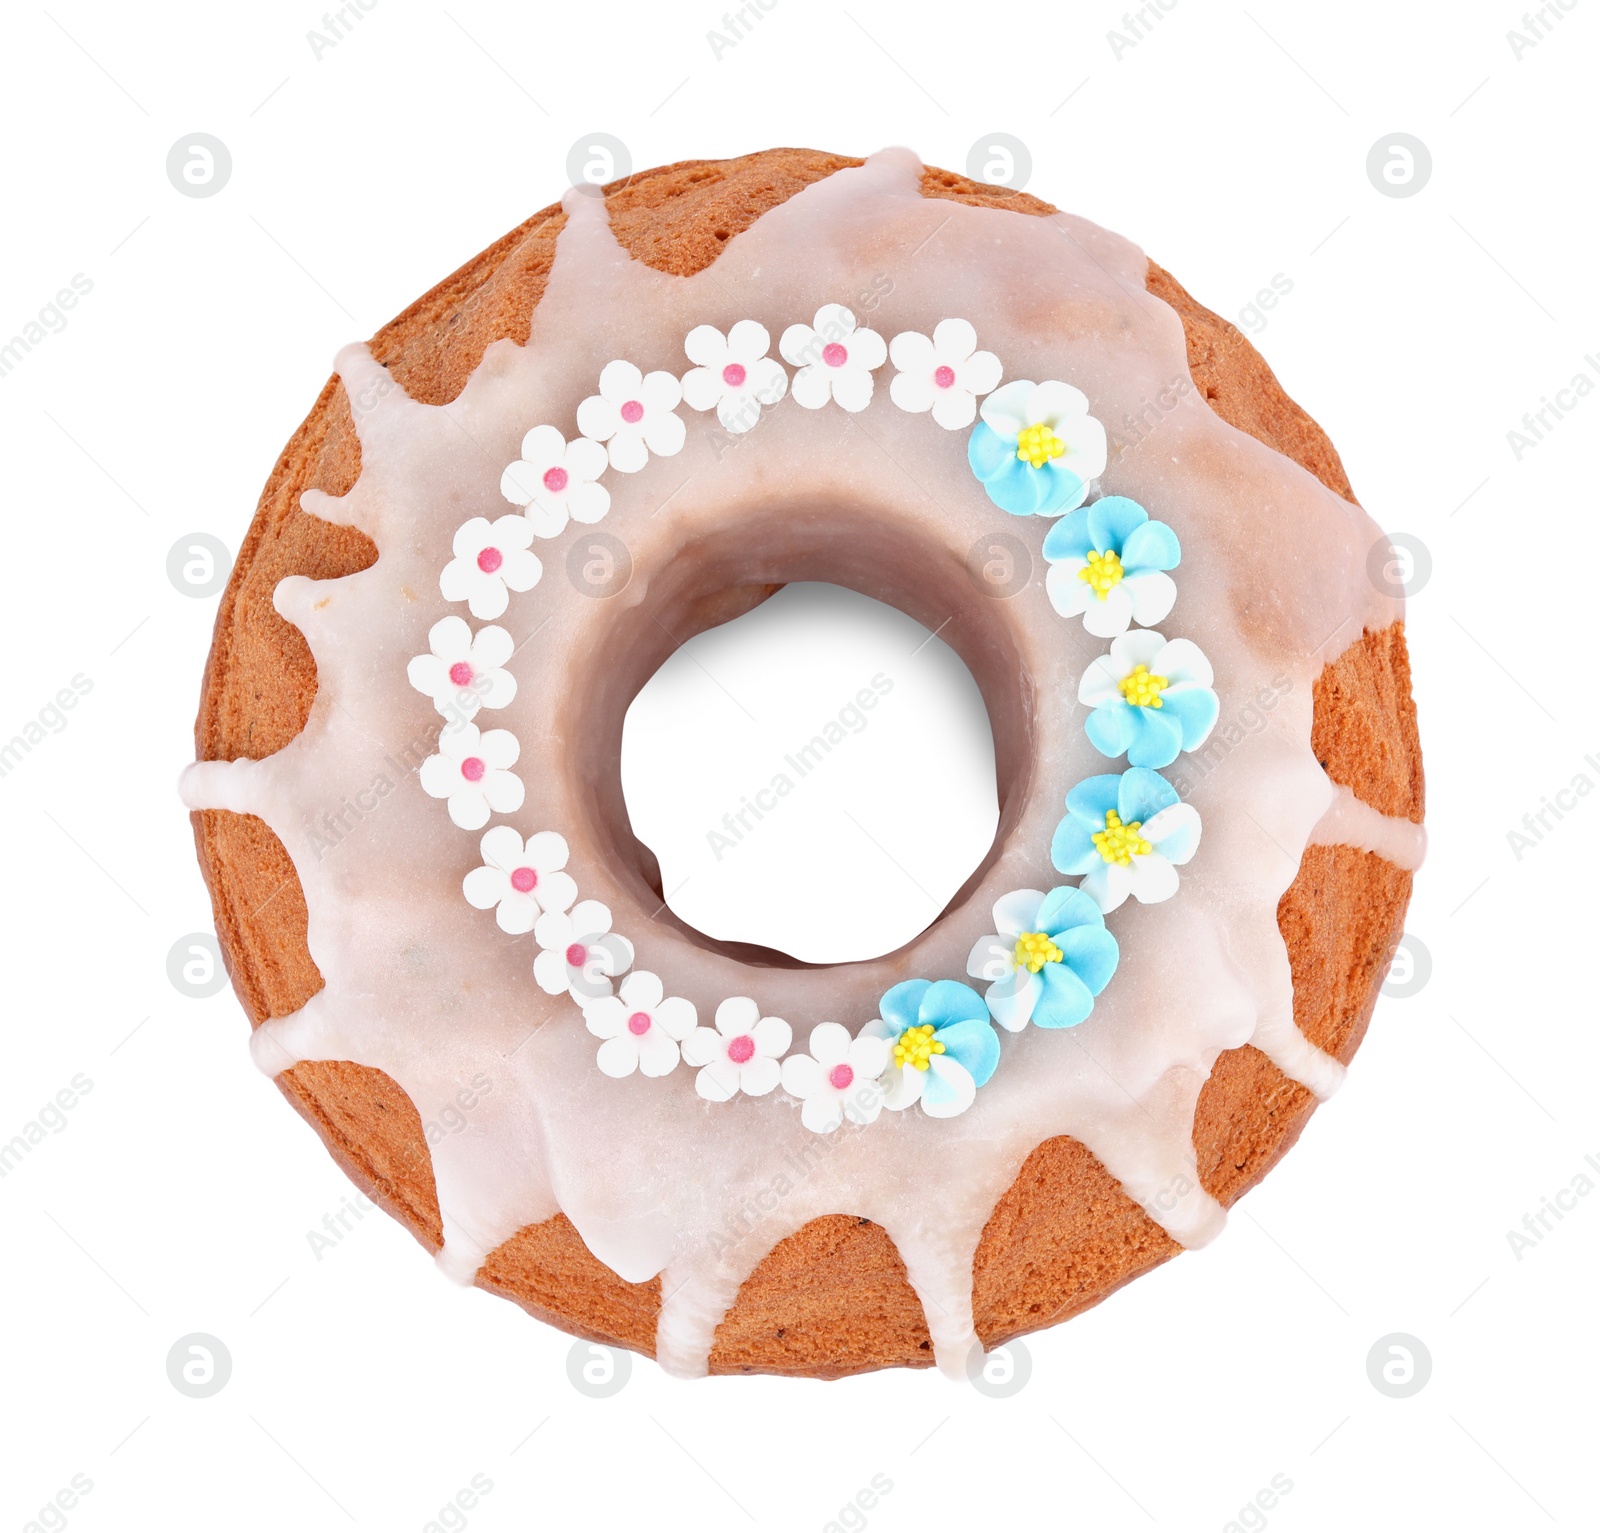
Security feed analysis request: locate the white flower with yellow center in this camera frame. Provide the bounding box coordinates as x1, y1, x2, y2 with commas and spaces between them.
968, 379, 1108, 516
965, 887, 1119, 1031
1042, 495, 1182, 638
1078, 629, 1219, 769
860, 980, 1001, 1119
1051, 768, 1202, 913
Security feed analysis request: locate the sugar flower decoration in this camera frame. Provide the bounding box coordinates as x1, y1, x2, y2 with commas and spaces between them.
888, 318, 1002, 430
440, 516, 542, 621
965, 887, 1119, 1031
863, 980, 1000, 1120
1042, 496, 1181, 638
967, 380, 1107, 516
680, 320, 789, 433
499, 424, 611, 538
779, 304, 887, 413
582, 971, 696, 1079
532, 899, 635, 998
419, 723, 523, 830
462, 826, 578, 935
1051, 768, 1202, 913
1079, 629, 1219, 769
406, 616, 516, 721
682, 997, 792, 1102
576, 360, 686, 473
779, 1023, 891, 1134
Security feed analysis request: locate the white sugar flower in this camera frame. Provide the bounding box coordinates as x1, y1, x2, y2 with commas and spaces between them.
532, 898, 635, 999
582, 971, 697, 1079
439, 515, 542, 620
1051, 767, 1203, 914
861, 980, 999, 1120
964, 887, 1119, 1032
462, 826, 577, 935
680, 320, 788, 433
576, 360, 686, 473
779, 304, 887, 412
888, 318, 1002, 430
682, 997, 792, 1102
1042, 496, 1181, 639
1078, 629, 1220, 770
419, 723, 524, 830
969, 380, 1108, 517
779, 1022, 891, 1134
499, 424, 611, 537
406, 616, 516, 722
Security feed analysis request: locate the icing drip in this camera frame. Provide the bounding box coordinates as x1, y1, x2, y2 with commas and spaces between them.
181, 148, 1418, 1376
1310, 781, 1427, 872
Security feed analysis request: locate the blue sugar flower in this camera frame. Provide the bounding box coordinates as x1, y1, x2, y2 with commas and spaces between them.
1051, 768, 1203, 913
1042, 495, 1181, 638
1077, 628, 1220, 769
967, 379, 1108, 516
965, 885, 1120, 1031
862, 979, 1001, 1119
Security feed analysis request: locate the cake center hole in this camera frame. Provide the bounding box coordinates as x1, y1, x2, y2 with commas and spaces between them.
620, 583, 999, 964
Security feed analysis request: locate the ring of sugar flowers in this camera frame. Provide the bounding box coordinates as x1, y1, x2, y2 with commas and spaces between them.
408, 305, 1222, 1126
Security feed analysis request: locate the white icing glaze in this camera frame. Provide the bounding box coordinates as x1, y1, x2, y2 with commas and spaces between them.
181, 148, 1420, 1377
1310, 780, 1427, 872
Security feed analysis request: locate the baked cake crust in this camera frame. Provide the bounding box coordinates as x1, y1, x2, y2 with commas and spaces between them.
191, 148, 1422, 1377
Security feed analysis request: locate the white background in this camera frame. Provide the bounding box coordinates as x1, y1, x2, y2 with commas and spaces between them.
625, 581, 1001, 963
2, 1, 1596, 1529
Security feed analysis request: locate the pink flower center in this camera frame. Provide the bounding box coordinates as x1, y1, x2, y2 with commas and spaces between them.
510, 866, 538, 893
821, 342, 848, 368
565, 942, 588, 967
476, 546, 503, 574
542, 465, 569, 493
933, 364, 956, 389
448, 661, 474, 687
460, 756, 486, 783
721, 362, 747, 387
627, 1011, 652, 1036
726, 1034, 756, 1064
828, 1063, 855, 1091
619, 399, 644, 424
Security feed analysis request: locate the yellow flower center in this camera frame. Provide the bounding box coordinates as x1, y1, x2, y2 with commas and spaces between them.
1092, 809, 1153, 866
1077, 548, 1125, 600
1118, 663, 1168, 708
1012, 930, 1063, 974
892, 1022, 945, 1072
1014, 422, 1066, 468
